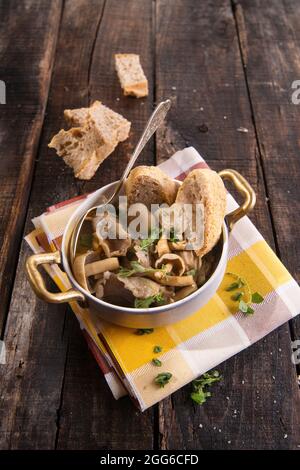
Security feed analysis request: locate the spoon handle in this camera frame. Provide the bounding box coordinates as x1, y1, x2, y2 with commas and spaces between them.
111, 99, 171, 201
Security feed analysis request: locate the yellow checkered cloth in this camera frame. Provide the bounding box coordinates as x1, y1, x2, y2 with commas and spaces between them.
25, 148, 300, 411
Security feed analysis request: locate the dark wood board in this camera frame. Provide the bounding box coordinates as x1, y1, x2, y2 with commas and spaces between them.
232, 0, 300, 338
0, 0, 63, 334
155, 0, 300, 450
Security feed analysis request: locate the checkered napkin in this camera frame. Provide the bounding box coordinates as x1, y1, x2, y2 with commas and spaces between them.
25, 147, 300, 411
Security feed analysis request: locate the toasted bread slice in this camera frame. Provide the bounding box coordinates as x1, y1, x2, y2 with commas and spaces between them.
175, 169, 226, 257
125, 166, 177, 209
64, 101, 130, 142
115, 54, 148, 98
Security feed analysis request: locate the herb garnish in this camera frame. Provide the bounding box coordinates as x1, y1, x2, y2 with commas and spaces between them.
231, 292, 243, 301
252, 292, 264, 304
186, 269, 197, 277
168, 227, 180, 243
153, 345, 162, 353
154, 372, 172, 388
134, 293, 165, 309
152, 358, 162, 367
135, 328, 154, 335
225, 272, 264, 316
139, 228, 161, 251
118, 261, 168, 278
239, 300, 254, 315
191, 370, 222, 405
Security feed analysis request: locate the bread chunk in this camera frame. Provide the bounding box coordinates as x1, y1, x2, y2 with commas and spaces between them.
125, 166, 177, 209
49, 101, 131, 180
175, 169, 226, 257
64, 101, 130, 142
115, 54, 148, 98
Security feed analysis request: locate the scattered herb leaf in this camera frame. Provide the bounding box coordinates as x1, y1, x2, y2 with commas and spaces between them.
226, 279, 244, 291
152, 358, 162, 367
154, 372, 172, 388
191, 370, 222, 405
153, 345, 162, 353
251, 292, 264, 304
134, 293, 165, 309
239, 300, 254, 315
135, 328, 154, 335
231, 292, 243, 301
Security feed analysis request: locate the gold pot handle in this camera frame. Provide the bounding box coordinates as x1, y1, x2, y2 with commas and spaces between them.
26, 251, 85, 304
219, 169, 256, 231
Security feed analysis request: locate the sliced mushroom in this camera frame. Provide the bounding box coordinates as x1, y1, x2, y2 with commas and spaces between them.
72, 250, 101, 291
100, 273, 171, 307
155, 238, 170, 257
177, 250, 198, 272
174, 283, 198, 301
155, 253, 185, 276
85, 257, 119, 277
95, 214, 131, 257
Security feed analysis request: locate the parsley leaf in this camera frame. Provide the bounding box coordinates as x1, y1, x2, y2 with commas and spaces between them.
231, 292, 243, 301
239, 300, 254, 315
152, 358, 162, 367
251, 292, 264, 304
134, 293, 165, 309
191, 370, 222, 405
153, 345, 162, 353
135, 328, 154, 335
118, 261, 168, 278
139, 228, 161, 251
186, 269, 197, 277
154, 372, 172, 388
226, 279, 244, 291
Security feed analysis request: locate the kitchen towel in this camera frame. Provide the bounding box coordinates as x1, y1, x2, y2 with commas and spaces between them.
25, 147, 300, 411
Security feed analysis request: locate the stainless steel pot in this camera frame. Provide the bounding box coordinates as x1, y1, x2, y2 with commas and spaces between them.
26, 169, 256, 328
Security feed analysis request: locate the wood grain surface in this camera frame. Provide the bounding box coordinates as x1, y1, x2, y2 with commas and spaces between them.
0, 0, 299, 450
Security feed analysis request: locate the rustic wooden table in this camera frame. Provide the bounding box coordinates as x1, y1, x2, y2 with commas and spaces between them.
0, 0, 299, 451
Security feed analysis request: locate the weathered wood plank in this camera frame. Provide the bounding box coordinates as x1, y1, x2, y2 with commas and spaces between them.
0, 0, 62, 333
155, 0, 300, 449
232, 0, 300, 336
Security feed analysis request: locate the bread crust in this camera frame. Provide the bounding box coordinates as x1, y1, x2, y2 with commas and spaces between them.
125, 166, 177, 209
175, 169, 226, 256
115, 54, 148, 98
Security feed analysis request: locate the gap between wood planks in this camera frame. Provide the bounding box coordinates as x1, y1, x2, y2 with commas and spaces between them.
230, 0, 300, 379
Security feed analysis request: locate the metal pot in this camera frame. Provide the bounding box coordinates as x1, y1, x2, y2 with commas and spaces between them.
26, 169, 255, 328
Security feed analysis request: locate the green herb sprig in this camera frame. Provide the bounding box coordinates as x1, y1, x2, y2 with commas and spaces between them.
152, 358, 162, 367
135, 328, 154, 335
225, 272, 264, 316
118, 261, 168, 278
134, 293, 165, 309
154, 372, 172, 388
191, 370, 222, 405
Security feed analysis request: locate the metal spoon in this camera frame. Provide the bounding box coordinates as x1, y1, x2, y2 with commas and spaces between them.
69, 99, 172, 263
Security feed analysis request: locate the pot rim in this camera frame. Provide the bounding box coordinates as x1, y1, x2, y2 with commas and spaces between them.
62, 180, 229, 315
